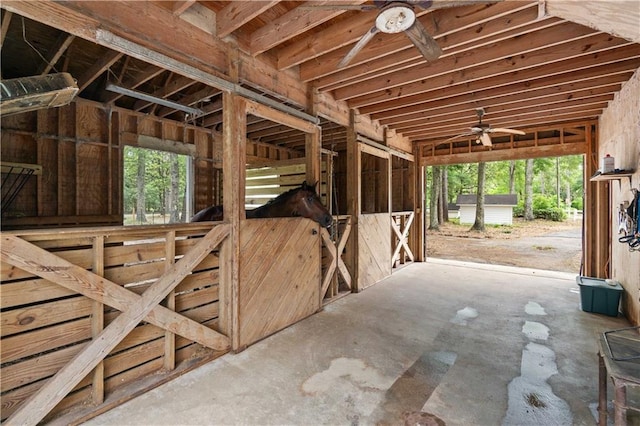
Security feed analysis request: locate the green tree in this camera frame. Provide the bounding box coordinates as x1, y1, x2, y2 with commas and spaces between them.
471, 161, 486, 231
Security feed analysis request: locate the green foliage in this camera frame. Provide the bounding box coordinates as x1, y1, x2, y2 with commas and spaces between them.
123, 146, 188, 222
571, 198, 583, 210
535, 206, 567, 221
433, 155, 584, 223
513, 194, 567, 221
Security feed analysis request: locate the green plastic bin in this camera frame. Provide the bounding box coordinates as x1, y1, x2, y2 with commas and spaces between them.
576, 276, 622, 317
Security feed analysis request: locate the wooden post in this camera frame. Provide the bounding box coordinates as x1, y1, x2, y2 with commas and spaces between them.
91, 235, 105, 404
413, 145, 424, 262
346, 110, 361, 291
305, 129, 321, 188
163, 230, 176, 371
220, 92, 246, 351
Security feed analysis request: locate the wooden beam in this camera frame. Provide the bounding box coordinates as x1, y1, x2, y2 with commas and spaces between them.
172, 0, 196, 16
76, 50, 124, 92
133, 74, 196, 111
221, 93, 245, 350
104, 64, 165, 104
344, 32, 633, 106
277, 8, 377, 70
546, 0, 640, 44
346, 109, 360, 291
0, 232, 230, 350
245, 99, 318, 133
358, 55, 640, 116
217, 1, 279, 38
1, 10, 12, 51
379, 82, 621, 126
157, 87, 221, 117
413, 144, 424, 262
2, 225, 229, 426
421, 139, 587, 166
250, 1, 364, 56
306, 128, 322, 186
300, 1, 534, 82
38, 33, 75, 75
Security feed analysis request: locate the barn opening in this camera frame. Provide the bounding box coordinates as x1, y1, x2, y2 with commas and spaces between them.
123, 146, 191, 225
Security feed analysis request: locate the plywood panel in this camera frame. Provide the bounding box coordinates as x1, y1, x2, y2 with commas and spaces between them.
238, 218, 321, 347
358, 213, 391, 290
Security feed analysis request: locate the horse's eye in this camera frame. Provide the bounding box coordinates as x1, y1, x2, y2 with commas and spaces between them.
307, 196, 314, 203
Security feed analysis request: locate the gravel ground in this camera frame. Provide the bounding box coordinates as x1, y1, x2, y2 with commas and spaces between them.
426, 218, 583, 273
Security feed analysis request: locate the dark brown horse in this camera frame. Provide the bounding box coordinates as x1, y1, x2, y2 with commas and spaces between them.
191, 181, 333, 228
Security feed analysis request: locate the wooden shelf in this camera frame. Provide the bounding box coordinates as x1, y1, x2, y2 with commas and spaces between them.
590, 171, 634, 182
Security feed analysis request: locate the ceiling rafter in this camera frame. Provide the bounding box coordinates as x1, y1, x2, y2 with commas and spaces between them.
249, 1, 365, 56
76, 50, 123, 92
339, 25, 617, 103
217, 1, 280, 39
104, 64, 165, 104
299, 1, 530, 82
133, 73, 197, 111
38, 32, 75, 75
313, 6, 550, 92
355, 45, 640, 114
383, 86, 618, 131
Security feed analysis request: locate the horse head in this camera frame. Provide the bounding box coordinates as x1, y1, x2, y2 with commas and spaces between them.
292, 181, 333, 228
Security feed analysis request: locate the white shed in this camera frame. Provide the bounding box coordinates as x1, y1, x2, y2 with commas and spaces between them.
456, 194, 518, 225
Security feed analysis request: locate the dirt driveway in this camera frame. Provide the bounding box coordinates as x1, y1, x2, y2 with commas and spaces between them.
425, 218, 583, 273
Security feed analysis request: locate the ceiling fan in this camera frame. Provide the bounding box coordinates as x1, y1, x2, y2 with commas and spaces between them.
444, 108, 526, 147
321, 1, 443, 68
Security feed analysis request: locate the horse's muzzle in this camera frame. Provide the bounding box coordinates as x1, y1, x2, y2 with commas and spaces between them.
320, 214, 333, 228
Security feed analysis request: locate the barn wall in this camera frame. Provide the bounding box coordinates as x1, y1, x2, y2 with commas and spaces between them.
0, 99, 221, 229
598, 66, 640, 325
1, 102, 119, 228
391, 156, 414, 212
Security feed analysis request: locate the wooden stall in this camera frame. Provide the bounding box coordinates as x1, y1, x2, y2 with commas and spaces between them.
0, 223, 230, 424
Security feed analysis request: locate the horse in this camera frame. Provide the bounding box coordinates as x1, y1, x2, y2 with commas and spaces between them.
191, 181, 333, 228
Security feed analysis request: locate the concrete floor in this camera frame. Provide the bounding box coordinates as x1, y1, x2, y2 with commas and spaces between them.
84, 259, 631, 426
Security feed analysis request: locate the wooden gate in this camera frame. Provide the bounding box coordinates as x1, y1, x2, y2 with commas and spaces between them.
321, 215, 352, 304
358, 213, 391, 290
392, 211, 415, 268
0, 224, 229, 425
238, 217, 321, 348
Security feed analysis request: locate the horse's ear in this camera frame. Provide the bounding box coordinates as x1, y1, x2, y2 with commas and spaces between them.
301, 181, 317, 190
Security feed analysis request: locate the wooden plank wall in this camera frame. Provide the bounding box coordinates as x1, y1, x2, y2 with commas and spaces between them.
392, 156, 414, 212
0, 99, 306, 228
1, 103, 119, 228
0, 99, 218, 230
0, 224, 227, 423
238, 218, 321, 348
361, 152, 389, 214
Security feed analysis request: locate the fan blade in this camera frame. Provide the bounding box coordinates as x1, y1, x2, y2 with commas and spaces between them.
338, 25, 379, 68
479, 133, 492, 146
490, 128, 526, 135
404, 19, 442, 62
440, 131, 475, 144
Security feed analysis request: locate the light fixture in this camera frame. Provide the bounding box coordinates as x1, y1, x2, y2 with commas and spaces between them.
105, 83, 203, 117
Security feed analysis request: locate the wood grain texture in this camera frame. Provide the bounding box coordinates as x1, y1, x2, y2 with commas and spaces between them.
358, 213, 391, 290
238, 218, 320, 347
3, 225, 228, 426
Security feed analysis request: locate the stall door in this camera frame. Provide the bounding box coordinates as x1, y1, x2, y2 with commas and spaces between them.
238, 217, 321, 348
358, 213, 392, 290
